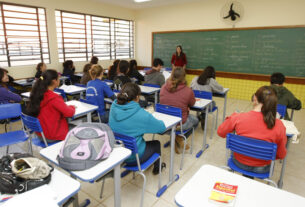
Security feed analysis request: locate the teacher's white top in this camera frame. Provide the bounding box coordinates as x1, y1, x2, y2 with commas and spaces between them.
175, 164, 305, 207
40, 141, 131, 182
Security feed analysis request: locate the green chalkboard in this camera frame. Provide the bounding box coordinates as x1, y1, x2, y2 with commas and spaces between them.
152, 27, 305, 77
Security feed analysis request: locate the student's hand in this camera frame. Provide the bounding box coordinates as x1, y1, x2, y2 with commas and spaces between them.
195, 98, 200, 101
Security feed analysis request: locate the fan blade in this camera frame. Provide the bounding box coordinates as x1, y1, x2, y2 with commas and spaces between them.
223, 14, 231, 19
230, 3, 234, 10
235, 12, 240, 17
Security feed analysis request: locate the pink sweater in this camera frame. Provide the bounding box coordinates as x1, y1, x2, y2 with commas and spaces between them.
160, 81, 196, 123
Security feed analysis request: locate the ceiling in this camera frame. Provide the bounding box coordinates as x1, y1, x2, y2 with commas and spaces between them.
93, 0, 203, 9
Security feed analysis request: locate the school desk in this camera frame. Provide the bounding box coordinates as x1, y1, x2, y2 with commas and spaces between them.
66, 100, 98, 122
40, 142, 131, 207
21, 91, 60, 98
175, 164, 305, 207
139, 85, 160, 105
212, 88, 229, 123
59, 85, 86, 97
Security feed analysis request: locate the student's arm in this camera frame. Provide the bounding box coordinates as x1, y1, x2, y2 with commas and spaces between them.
103, 84, 115, 98
171, 54, 175, 67
188, 89, 196, 107
135, 70, 144, 82
53, 97, 75, 118
158, 74, 165, 87
286, 89, 302, 110
217, 113, 237, 138
209, 78, 224, 93
143, 111, 166, 134
1, 87, 22, 103
275, 122, 287, 160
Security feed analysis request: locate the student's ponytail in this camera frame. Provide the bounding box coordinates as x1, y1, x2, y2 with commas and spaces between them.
27, 70, 58, 117
169, 67, 186, 92
255, 86, 277, 129
117, 82, 141, 105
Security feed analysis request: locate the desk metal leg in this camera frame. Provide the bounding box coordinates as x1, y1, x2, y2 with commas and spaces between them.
114, 164, 121, 207
157, 126, 179, 197
154, 92, 158, 106
222, 93, 228, 123
87, 113, 92, 123
278, 139, 291, 188
196, 105, 210, 158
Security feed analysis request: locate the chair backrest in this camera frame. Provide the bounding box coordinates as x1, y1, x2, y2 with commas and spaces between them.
114, 132, 138, 154
143, 83, 160, 88
155, 103, 182, 118
21, 113, 43, 133
104, 79, 113, 83
165, 67, 172, 71
193, 90, 212, 100
54, 88, 67, 100
0, 103, 21, 120
277, 104, 286, 119
74, 83, 86, 88
226, 133, 277, 161
143, 67, 151, 71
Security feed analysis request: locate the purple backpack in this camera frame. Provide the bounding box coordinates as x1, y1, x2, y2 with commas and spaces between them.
57, 123, 115, 171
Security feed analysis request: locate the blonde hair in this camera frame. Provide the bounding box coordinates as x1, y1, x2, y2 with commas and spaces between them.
89, 64, 103, 79
169, 67, 185, 92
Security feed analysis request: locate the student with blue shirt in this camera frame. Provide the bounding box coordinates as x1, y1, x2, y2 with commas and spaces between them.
109, 83, 166, 174
86, 64, 116, 123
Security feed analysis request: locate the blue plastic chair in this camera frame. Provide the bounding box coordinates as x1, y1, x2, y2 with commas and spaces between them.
277, 104, 287, 119
165, 67, 172, 71
225, 133, 278, 187
154, 103, 194, 170
54, 88, 67, 101
79, 99, 101, 123
0, 104, 30, 154
21, 113, 59, 148
193, 90, 218, 139
114, 132, 162, 207
103, 79, 113, 83
143, 67, 151, 71
74, 83, 86, 88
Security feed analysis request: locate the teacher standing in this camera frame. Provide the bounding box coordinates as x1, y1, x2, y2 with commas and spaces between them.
171, 45, 187, 70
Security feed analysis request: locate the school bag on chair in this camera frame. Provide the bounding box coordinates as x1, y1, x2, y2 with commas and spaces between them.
57, 123, 115, 171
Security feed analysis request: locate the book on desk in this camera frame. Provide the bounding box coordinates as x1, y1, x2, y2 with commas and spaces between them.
209, 182, 238, 206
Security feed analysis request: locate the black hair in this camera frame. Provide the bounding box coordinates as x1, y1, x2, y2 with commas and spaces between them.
117, 82, 141, 105
127, 60, 137, 77
36, 62, 44, 72
153, 58, 164, 67
83, 63, 92, 73
108, 59, 120, 80
63, 60, 73, 70
27, 70, 59, 117
90, 56, 99, 64
118, 60, 129, 75
197, 66, 216, 85
176, 45, 184, 58
270, 72, 285, 85
0, 68, 8, 87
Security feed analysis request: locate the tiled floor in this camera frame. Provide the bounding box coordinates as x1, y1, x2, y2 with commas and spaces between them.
1, 97, 304, 207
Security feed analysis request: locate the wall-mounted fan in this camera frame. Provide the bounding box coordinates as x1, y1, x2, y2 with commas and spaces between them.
221, 1, 244, 27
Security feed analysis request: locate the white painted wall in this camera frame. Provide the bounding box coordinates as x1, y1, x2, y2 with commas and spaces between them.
135, 0, 305, 66
1, 0, 135, 78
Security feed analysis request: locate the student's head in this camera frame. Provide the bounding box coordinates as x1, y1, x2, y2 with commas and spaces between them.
176, 45, 183, 55
118, 60, 129, 75
89, 64, 104, 80
90, 56, 99, 65
0, 68, 9, 87
83, 63, 92, 73
153, 58, 164, 71
108, 59, 120, 79
197, 66, 216, 85
36, 63, 47, 72
27, 70, 59, 117
129, 60, 137, 71
169, 67, 186, 92
254, 86, 277, 129
117, 82, 141, 105
270, 72, 285, 85
63, 60, 74, 69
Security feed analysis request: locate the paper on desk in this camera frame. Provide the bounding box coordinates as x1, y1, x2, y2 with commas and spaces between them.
59, 85, 81, 93
3, 185, 58, 207
280, 119, 300, 144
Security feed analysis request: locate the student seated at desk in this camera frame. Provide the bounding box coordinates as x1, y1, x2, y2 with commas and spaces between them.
190, 66, 223, 129
0, 68, 21, 104
27, 70, 76, 142
80, 63, 92, 85
127, 59, 144, 84
107, 59, 120, 81
109, 83, 166, 174
86, 64, 116, 123
160, 67, 199, 153
90, 56, 98, 64
35, 62, 47, 79
217, 86, 287, 174
144, 58, 166, 87
62, 60, 77, 84
270, 72, 302, 120
113, 60, 131, 90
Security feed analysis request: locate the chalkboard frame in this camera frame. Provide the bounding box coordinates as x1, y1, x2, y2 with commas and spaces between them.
151, 25, 305, 84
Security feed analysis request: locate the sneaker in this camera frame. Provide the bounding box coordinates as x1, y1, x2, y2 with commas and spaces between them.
152, 162, 166, 175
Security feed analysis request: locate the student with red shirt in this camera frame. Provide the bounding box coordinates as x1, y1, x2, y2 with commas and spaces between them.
171, 45, 187, 70
160, 67, 198, 153
217, 86, 287, 173
27, 70, 76, 142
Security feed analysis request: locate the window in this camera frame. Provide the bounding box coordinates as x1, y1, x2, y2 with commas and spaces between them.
0, 3, 49, 67
56, 10, 134, 62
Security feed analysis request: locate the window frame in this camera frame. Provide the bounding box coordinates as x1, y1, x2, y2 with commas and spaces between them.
0, 1, 50, 67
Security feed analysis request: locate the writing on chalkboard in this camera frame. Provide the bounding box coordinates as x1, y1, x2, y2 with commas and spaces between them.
153, 27, 305, 77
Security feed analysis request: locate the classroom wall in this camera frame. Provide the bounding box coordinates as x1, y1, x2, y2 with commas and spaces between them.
2, 0, 136, 79
135, 0, 305, 106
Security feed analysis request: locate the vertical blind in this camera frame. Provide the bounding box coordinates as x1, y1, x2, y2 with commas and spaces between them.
56, 10, 134, 62
0, 3, 49, 67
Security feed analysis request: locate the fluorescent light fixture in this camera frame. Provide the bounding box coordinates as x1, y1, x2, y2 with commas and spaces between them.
134, 0, 151, 2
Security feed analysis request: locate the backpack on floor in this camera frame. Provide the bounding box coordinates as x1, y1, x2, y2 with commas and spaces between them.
57, 123, 115, 171
0, 153, 53, 194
